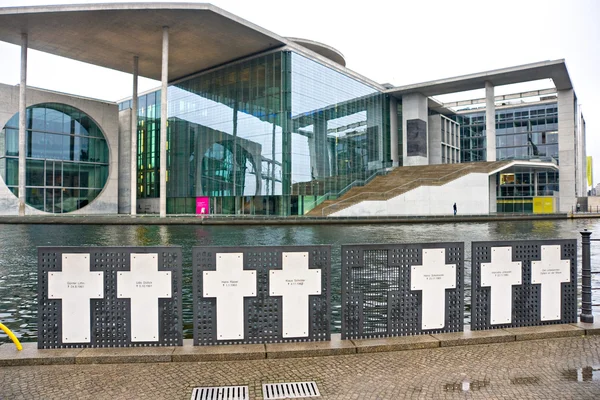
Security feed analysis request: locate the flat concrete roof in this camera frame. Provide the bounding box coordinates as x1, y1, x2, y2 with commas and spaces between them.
386, 59, 572, 98
0, 3, 287, 82
287, 38, 345, 67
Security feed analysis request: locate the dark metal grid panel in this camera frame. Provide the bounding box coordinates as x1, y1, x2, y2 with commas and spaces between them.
471, 240, 577, 330
193, 246, 331, 346
38, 246, 183, 349
341, 243, 464, 340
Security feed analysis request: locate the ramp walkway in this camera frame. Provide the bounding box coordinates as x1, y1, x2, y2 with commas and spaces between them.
308, 161, 513, 216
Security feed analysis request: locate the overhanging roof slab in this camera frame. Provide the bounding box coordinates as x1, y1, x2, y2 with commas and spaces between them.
0, 3, 287, 82
386, 59, 572, 98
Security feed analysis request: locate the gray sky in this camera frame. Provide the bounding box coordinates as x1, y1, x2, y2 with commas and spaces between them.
0, 0, 598, 186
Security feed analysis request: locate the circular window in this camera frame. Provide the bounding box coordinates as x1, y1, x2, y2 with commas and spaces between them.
0, 103, 109, 213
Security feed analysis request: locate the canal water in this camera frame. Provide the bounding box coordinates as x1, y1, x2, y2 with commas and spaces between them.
1, 218, 599, 343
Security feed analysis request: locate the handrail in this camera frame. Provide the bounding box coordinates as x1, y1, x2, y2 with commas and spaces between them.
0, 322, 23, 351
321, 164, 481, 216
302, 169, 390, 214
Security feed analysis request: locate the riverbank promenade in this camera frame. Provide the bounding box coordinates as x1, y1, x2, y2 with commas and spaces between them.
0, 212, 598, 225
2, 323, 600, 399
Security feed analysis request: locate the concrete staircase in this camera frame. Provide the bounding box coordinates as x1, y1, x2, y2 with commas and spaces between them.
307, 161, 511, 216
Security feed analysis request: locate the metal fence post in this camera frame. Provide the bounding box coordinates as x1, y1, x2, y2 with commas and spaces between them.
580, 229, 594, 323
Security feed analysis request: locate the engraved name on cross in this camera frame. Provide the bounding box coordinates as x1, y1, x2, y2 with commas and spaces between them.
203, 253, 256, 340
411, 248, 456, 330
481, 247, 522, 324
48, 253, 104, 343
117, 253, 172, 342
531, 245, 570, 321
270, 252, 321, 338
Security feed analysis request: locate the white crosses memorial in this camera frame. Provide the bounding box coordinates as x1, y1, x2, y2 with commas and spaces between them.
531, 245, 571, 321
117, 253, 172, 342
270, 252, 321, 338
411, 248, 457, 330
203, 253, 256, 340
481, 247, 522, 325
47, 253, 104, 343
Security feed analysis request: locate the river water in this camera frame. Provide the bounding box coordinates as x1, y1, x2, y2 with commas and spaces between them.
1, 218, 600, 343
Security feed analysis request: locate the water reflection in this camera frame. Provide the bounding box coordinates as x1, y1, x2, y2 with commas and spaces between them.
562, 366, 600, 382
0, 218, 599, 342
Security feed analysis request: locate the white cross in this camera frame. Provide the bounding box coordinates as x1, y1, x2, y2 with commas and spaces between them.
411, 248, 457, 330
117, 253, 172, 342
48, 253, 104, 343
203, 253, 256, 340
481, 247, 522, 325
270, 252, 321, 338
531, 245, 570, 321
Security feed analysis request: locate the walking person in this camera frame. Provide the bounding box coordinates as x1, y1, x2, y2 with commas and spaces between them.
453, 202, 457, 216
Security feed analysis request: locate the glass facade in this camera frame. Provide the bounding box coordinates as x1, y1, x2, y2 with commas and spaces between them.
125, 50, 389, 215
0, 103, 109, 212
457, 102, 560, 213
457, 102, 559, 162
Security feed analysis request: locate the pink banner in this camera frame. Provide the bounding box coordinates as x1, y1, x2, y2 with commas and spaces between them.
196, 197, 209, 215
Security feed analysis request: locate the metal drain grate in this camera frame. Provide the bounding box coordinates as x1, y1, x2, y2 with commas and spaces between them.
262, 382, 321, 399
190, 386, 249, 400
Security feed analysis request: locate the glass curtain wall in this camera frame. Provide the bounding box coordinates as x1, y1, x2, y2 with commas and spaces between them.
458, 102, 560, 213
290, 52, 390, 214
0, 103, 109, 213
126, 51, 389, 215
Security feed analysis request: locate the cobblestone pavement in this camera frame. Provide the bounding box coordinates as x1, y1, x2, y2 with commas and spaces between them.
2, 336, 600, 399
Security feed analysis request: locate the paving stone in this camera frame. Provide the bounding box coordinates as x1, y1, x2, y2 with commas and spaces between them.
75, 346, 175, 364
351, 334, 439, 353
432, 327, 516, 347
571, 320, 600, 335
0, 342, 82, 367
503, 323, 585, 341
266, 334, 356, 359
173, 339, 265, 362
4, 336, 600, 399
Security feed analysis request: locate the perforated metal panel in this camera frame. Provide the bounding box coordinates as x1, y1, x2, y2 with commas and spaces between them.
193, 246, 331, 345
471, 240, 577, 330
38, 247, 183, 349
341, 243, 464, 340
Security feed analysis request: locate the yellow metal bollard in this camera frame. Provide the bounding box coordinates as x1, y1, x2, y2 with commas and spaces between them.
0, 322, 23, 351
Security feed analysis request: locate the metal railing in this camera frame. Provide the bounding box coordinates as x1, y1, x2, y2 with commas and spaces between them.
580, 229, 599, 323
302, 168, 391, 214
573, 205, 600, 214
321, 164, 477, 216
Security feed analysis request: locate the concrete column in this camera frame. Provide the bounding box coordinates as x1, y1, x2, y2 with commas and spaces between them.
18, 33, 27, 216
534, 171, 538, 196
160, 26, 169, 218
485, 81, 496, 162
558, 89, 576, 212
131, 56, 138, 216
489, 174, 497, 213
401, 92, 428, 166
389, 97, 399, 167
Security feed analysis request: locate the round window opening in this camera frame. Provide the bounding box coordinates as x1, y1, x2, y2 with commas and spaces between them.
0, 103, 110, 213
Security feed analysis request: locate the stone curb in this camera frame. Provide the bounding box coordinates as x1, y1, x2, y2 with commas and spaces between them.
1, 323, 599, 367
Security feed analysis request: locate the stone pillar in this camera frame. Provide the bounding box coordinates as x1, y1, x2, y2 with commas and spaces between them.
390, 97, 399, 167
18, 33, 28, 216
131, 56, 138, 216
485, 81, 496, 162
558, 89, 576, 213
160, 27, 169, 218
402, 92, 428, 166
489, 174, 497, 213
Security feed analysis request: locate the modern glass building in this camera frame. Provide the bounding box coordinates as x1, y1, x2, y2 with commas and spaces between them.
120, 51, 390, 215
456, 102, 561, 213
0, 3, 588, 216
